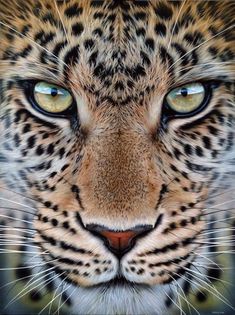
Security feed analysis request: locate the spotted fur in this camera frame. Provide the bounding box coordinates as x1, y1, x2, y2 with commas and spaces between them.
0, 0, 234, 314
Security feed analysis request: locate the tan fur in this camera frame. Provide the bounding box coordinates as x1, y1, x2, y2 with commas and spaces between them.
0, 1, 234, 309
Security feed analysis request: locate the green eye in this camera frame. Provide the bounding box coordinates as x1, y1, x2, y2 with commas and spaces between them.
34, 82, 73, 113
166, 83, 206, 114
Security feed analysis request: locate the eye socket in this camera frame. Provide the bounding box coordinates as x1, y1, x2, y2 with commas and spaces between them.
33, 82, 73, 114
165, 82, 207, 115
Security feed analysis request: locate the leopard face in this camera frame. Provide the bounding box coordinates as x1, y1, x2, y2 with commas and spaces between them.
0, 1, 234, 314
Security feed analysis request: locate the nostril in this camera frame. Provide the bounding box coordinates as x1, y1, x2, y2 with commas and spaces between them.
86, 224, 153, 257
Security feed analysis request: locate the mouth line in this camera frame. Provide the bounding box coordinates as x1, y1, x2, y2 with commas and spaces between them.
96, 275, 151, 289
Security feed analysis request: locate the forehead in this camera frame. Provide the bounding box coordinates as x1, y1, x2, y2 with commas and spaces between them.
0, 0, 233, 106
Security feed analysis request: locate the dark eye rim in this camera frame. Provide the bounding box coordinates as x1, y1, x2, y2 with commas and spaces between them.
21, 80, 77, 119
161, 81, 220, 124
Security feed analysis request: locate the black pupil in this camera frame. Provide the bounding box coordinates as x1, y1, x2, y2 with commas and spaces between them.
51, 87, 58, 97
181, 87, 188, 97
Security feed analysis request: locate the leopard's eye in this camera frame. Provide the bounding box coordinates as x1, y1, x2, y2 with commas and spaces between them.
34, 82, 73, 113
165, 82, 206, 114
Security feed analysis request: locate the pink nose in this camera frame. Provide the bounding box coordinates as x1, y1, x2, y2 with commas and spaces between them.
86, 224, 153, 256
99, 230, 138, 251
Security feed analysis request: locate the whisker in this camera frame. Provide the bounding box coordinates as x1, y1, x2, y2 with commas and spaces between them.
0, 197, 37, 211
167, 0, 187, 50
0, 214, 33, 225
171, 274, 200, 315
0, 186, 40, 204
39, 272, 69, 315
0, 206, 35, 216
168, 23, 235, 71
0, 21, 68, 68
163, 286, 184, 315
53, 281, 75, 315
5, 265, 57, 309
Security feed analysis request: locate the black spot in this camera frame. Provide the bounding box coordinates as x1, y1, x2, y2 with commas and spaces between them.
195, 146, 204, 157
63, 221, 70, 229
21, 24, 31, 36
171, 43, 188, 66
61, 293, 73, 306
159, 46, 174, 71
137, 268, 144, 275
89, 50, 98, 66
196, 291, 208, 303
136, 27, 146, 36
140, 51, 151, 66
14, 134, 20, 147
220, 49, 234, 62
169, 222, 176, 229
107, 14, 116, 22
207, 267, 221, 280
22, 124, 31, 133
64, 45, 80, 66
47, 143, 55, 155
59, 147, 65, 158
93, 63, 104, 77
35, 31, 55, 46
165, 294, 173, 307
202, 136, 211, 149
42, 216, 49, 223
180, 219, 187, 227
155, 3, 173, 20
52, 205, 58, 212
92, 28, 103, 37
29, 290, 42, 302
20, 45, 33, 58
16, 265, 31, 279
135, 0, 149, 7
44, 201, 52, 208
155, 23, 167, 37
127, 64, 146, 79
93, 12, 104, 19
90, 0, 104, 7
145, 38, 155, 51
184, 144, 192, 155
53, 40, 68, 56
114, 81, 124, 91
61, 164, 69, 172
169, 0, 181, 7
190, 217, 197, 224
72, 23, 84, 36
207, 125, 219, 136
170, 164, 178, 172
134, 12, 147, 20
36, 145, 44, 156
180, 206, 187, 212
63, 211, 68, 217
51, 219, 58, 227
208, 46, 218, 57
42, 13, 58, 27
64, 4, 83, 18
184, 32, 203, 46
84, 39, 95, 50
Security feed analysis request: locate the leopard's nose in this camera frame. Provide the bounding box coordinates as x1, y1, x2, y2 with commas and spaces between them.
86, 224, 153, 257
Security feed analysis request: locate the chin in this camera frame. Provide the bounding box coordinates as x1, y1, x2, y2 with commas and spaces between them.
64, 278, 169, 315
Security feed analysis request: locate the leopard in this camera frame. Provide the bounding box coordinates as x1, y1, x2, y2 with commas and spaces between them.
0, 0, 235, 314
